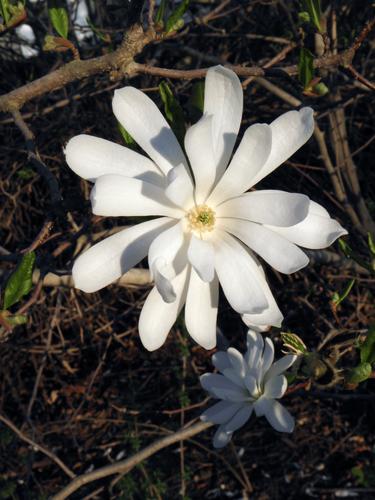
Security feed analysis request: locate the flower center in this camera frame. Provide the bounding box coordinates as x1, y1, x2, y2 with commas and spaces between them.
187, 204, 216, 233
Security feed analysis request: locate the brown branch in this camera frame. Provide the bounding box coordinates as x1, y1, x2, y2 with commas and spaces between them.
52, 421, 213, 500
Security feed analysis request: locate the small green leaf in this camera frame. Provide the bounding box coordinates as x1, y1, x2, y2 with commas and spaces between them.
298, 11, 310, 24
281, 332, 307, 355
0, 0, 10, 25
190, 81, 204, 113
3, 252, 36, 310
48, 1, 69, 39
117, 122, 136, 150
5, 314, 27, 326
158, 81, 186, 145
339, 238, 352, 258
17, 167, 35, 180
303, 0, 322, 33
368, 233, 375, 256
313, 82, 329, 96
332, 278, 355, 308
298, 47, 314, 89
360, 325, 375, 364
155, 0, 168, 26
347, 362, 372, 384
165, 0, 189, 33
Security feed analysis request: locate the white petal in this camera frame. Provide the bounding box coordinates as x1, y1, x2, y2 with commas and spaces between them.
256, 398, 295, 433
217, 190, 310, 227
165, 163, 194, 208
200, 373, 247, 402
185, 269, 218, 349
244, 375, 258, 396
246, 330, 264, 362
213, 230, 268, 314
148, 222, 188, 302
242, 256, 284, 330
208, 124, 272, 206
222, 368, 246, 388
260, 337, 275, 378
218, 218, 309, 274
64, 134, 163, 184
201, 400, 243, 424
138, 267, 189, 351
91, 175, 183, 217
213, 425, 233, 448
73, 218, 173, 293
212, 351, 231, 372
266, 200, 348, 249
187, 235, 215, 282
227, 348, 246, 377
112, 86, 188, 174
264, 355, 297, 382
184, 114, 216, 203
224, 404, 253, 433
264, 375, 287, 399
249, 107, 314, 187
204, 66, 243, 181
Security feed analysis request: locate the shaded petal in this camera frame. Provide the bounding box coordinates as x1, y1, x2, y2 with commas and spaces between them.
218, 218, 309, 274
91, 175, 183, 217
204, 65, 243, 181
224, 404, 253, 432
249, 107, 314, 187
245, 330, 264, 366
217, 190, 310, 227
213, 425, 233, 448
213, 230, 268, 314
73, 218, 173, 293
208, 124, 272, 206
187, 235, 215, 282
184, 114, 216, 203
64, 134, 163, 184
212, 351, 231, 372
112, 86, 188, 174
266, 201, 348, 249
222, 368, 246, 388
148, 221, 188, 302
227, 347, 246, 377
200, 373, 247, 402
256, 398, 295, 433
201, 400, 243, 424
260, 337, 275, 379
264, 355, 297, 383
264, 375, 287, 399
138, 267, 189, 351
165, 163, 194, 209
185, 269, 218, 349
244, 375, 258, 396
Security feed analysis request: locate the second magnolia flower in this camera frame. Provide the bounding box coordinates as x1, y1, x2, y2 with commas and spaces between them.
65, 65, 347, 350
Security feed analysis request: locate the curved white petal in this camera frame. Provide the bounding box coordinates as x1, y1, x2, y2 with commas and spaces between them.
213, 230, 268, 315
201, 400, 243, 424
138, 267, 189, 351
165, 163, 194, 209
73, 218, 173, 293
204, 65, 243, 181
244, 375, 258, 396
213, 425, 233, 448
212, 351, 231, 372
217, 190, 310, 227
200, 373, 247, 402
185, 269, 218, 349
187, 235, 215, 282
218, 218, 309, 274
249, 107, 314, 187
266, 201, 348, 249
148, 222, 188, 302
227, 348, 246, 377
91, 175, 183, 217
112, 87, 188, 174
264, 355, 297, 383
255, 398, 294, 433
264, 375, 287, 399
184, 114, 216, 203
260, 337, 275, 378
222, 368, 246, 388
245, 331, 264, 370
64, 134, 163, 185
224, 404, 253, 433
208, 124, 272, 206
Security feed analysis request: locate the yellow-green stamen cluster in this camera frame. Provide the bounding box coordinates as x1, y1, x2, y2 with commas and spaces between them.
187, 204, 216, 233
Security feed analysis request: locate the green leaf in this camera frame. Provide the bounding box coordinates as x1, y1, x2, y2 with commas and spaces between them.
117, 122, 136, 150
281, 332, 307, 355
303, 0, 322, 33
0, 0, 10, 25
298, 47, 314, 89
3, 252, 36, 310
313, 82, 329, 96
17, 167, 35, 180
332, 278, 355, 308
165, 0, 189, 33
5, 314, 27, 326
190, 81, 204, 113
155, 0, 168, 26
368, 232, 375, 256
347, 362, 372, 384
158, 81, 186, 145
298, 11, 310, 24
360, 325, 375, 364
48, 1, 69, 39
339, 238, 352, 258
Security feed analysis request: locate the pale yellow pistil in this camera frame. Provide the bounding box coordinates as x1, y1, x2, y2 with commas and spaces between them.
187, 204, 216, 233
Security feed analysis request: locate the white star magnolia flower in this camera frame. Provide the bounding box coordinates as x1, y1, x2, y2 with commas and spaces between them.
65, 65, 347, 351
200, 330, 297, 448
